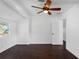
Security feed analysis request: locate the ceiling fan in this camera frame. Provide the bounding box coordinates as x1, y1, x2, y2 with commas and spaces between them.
32, 0, 61, 15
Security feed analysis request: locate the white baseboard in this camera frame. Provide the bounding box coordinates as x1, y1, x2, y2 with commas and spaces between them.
66, 47, 79, 59
0, 44, 16, 53
16, 42, 63, 45
52, 43, 63, 45
28, 42, 51, 44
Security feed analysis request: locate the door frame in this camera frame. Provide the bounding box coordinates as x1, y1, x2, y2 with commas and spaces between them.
63, 19, 66, 48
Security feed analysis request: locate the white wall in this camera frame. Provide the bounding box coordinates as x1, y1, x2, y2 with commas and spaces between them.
66, 5, 79, 58
30, 15, 52, 44
0, 0, 23, 53
0, 19, 17, 53
16, 19, 30, 44
16, 15, 63, 45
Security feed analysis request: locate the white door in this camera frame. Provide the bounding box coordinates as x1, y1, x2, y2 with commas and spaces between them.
52, 18, 63, 45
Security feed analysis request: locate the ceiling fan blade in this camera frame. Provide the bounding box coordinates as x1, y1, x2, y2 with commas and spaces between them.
49, 8, 61, 11
48, 11, 52, 15
37, 11, 43, 14
32, 6, 43, 9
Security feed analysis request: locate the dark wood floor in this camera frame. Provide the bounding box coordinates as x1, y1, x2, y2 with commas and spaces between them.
0, 44, 78, 59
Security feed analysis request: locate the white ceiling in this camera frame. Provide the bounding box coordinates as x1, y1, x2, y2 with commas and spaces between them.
2, 0, 79, 17
14, 0, 79, 15
16, 0, 79, 4
0, 0, 26, 22
52, 0, 79, 4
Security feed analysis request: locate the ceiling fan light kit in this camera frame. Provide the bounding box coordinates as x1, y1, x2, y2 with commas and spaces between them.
32, 0, 61, 15
44, 10, 48, 13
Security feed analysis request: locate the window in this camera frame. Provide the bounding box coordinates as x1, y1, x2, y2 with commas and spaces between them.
0, 23, 9, 37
